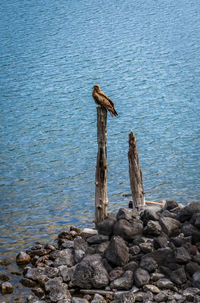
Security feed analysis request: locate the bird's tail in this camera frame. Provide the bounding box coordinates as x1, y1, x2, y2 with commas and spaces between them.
112, 109, 118, 117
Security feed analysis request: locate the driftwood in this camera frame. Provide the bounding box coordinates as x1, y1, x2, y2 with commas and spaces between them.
128, 132, 145, 208
95, 106, 108, 224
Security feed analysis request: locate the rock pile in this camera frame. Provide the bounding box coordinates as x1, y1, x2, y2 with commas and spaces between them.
8, 201, 200, 302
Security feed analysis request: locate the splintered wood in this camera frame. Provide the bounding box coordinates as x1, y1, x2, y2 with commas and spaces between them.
128, 132, 145, 208
95, 106, 108, 224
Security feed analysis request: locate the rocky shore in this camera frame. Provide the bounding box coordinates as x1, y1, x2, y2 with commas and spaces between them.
1, 200, 200, 303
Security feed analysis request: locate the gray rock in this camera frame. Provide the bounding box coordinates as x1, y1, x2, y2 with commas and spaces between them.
26, 295, 46, 303
71, 254, 109, 289
51, 249, 74, 267
74, 249, 86, 263
59, 265, 75, 282
110, 270, 133, 290
113, 289, 136, 303
154, 292, 168, 302
134, 268, 150, 287
45, 277, 71, 302
74, 237, 88, 251
113, 218, 143, 241
116, 208, 139, 221
174, 246, 191, 264
193, 213, 200, 228
170, 267, 187, 285
192, 270, 200, 288
153, 234, 169, 249
87, 234, 109, 244
181, 222, 200, 243
61, 240, 74, 249
109, 269, 124, 281
159, 216, 180, 237
0, 281, 14, 295
104, 236, 129, 266
143, 284, 160, 293
163, 200, 178, 211
96, 241, 110, 254
185, 261, 200, 276
80, 228, 98, 238
16, 251, 31, 265
96, 213, 117, 236
91, 294, 107, 303
72, 298, 89, 303
151, 272, 165, 282
129, 245, 140, 255
140, 257, 158, 273
162, 210, 177, 219
140, 208, 160, 225
156, 278, 174, 289
139, 241, 154, 253
144, 248, 172, 266
178, 202, 200, 222
124, 261, 138, 273
183, 287, 200, 301
144, 220, 162, 236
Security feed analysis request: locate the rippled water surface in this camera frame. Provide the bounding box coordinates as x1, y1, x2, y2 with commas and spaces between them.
0, 0, 200, 260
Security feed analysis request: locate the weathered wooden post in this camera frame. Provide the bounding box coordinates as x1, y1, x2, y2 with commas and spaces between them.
95, 106, 108, 224
128, 132, 145, 208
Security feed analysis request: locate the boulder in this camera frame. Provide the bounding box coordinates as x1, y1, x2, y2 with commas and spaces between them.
159, 216, 180, 237
178, 202, 200, 222
124, 261, 138, 273
139, 241, 154, 253
134, 268, 150, 287
116, 208, 139, 221
181, 222, 200, 243
104, 236, 129, 266
129, 245, 140, 255
113, 218, 143, 240
96, 213, 117, 236
71, 254, 109, 289
144, 220, 162, 236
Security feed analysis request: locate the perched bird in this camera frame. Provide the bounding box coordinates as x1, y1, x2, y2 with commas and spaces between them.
92, 84, 118, 117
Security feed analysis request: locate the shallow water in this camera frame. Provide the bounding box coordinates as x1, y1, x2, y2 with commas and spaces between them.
0, 0, 200, 261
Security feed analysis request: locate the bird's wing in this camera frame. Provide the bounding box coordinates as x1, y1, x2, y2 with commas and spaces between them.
95, 92, 114, 110
98, 91, 115, 107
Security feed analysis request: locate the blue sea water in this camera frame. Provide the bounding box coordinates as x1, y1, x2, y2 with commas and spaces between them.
0, 0, 200, 258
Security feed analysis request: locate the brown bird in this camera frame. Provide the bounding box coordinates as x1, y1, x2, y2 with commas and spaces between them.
92, 84, 118, 117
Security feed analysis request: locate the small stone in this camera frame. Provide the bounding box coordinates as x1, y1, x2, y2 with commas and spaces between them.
140, 208, 159, 225
154, 292, 168, 302
16, 251, 31, 265
129, 245, 140, 255
72, 297, 89, 303
143, 284, 160, 293
20, 278, 37, 288
139, 242, 154, 253
185, 261, 200, 276
110, 270, 133, 290
109, 269, 124, 281
156, 278, 174, 290
183, 287, 200, 301
51, 249, 74, 267
192, 270, 200, 288
45, 277, 71, 302
175, 247, 191, 264
87, 234, 109, 244
32, 287, 44, 298
140, 257, 158, 273
134, 268, 150, 287
81, 228, 98, 238
151, 272, 165, 282
117, 208, 139, 221
178, 202, 200, 222
0, 281, 14, 295
124, 261, 138, 272
0, 271, 10, 282
91, 294, 106, 303
170, 267, 187, 285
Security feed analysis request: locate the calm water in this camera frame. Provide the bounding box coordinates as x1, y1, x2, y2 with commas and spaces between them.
0, 0, 200, 260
